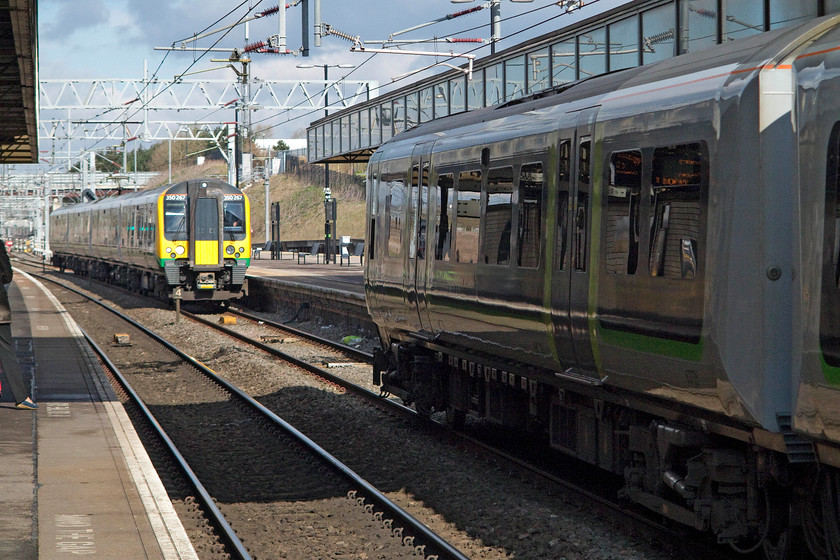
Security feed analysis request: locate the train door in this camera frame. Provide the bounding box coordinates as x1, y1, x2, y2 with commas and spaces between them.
364, 151, 382, 318
550, 108, 599, 379
407, 141, 434, 332
188, 181, 222, 267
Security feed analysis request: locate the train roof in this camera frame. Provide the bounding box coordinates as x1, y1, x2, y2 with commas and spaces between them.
50, 178, 241, 216
375, 14, 840, 156
160, 178, 244, 196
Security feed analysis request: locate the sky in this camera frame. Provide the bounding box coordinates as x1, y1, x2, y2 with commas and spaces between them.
36, 0, 626, 161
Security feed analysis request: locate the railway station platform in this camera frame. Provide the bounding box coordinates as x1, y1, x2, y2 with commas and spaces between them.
245, 252, 370, 329
246, 251, 364, 295
0, 269, 197, 559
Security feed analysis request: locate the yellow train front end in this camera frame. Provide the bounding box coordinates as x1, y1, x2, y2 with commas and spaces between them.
156, 179, 250, 301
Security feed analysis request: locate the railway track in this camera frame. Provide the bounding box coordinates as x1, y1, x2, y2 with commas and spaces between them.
37, 274, 469, 560
18, 257, 743, 559
177, 301, 744, 559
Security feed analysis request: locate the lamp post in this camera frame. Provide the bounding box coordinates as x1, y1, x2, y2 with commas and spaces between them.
296, 63, 355, 263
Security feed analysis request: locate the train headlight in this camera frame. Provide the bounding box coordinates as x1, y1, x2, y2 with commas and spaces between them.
226, 245, 235, 255
238, 247, 244, 254
165, 247, 172, 253
175, 245, 185, 255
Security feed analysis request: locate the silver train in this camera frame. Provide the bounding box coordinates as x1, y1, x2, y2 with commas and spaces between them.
364, 15, 840, 559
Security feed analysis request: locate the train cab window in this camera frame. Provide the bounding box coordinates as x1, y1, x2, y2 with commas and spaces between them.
605, 151, 642, 274
518, 162, 543, 268
455, 170, 481, 263
383, 172, 405, 258
223, 199, 246, 237
649, 144, 704, 279
482, 166, 514, 265
555, 140, 571, 270
163, 198, 187, 241
435, 173, 454, 261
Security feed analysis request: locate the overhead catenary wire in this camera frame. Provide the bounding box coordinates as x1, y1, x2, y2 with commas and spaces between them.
53, 1, 578, 163
247, 0, 603, 133
46, 0, 266, 172
50, 0, 600, 172
129, 0, 592, 140
48, 0, 259, 164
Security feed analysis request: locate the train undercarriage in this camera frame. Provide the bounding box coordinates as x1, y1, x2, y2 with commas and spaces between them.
51, 254, 247, 301
374, 341, 840, 560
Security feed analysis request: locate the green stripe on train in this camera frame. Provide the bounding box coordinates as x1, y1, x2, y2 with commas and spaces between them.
820, 351, 840, 385
598, 324, 703, 362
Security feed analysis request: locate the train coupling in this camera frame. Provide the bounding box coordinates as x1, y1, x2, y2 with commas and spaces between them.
196, 272, 216, 289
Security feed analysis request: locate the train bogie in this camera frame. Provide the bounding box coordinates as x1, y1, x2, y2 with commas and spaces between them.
364, 15, 840, 558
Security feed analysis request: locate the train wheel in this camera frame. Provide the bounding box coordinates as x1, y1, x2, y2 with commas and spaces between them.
803, 484, 827, 560
763, 528, 799, 560
415, 401, 433, 417
411, 354, 441, 418
445, 405, 466, 429
802, 469, 840, 560
761, 485, 801, 560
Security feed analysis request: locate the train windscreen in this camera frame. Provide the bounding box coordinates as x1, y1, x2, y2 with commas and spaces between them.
164, 198, 187, 240
223, 200, 246, 237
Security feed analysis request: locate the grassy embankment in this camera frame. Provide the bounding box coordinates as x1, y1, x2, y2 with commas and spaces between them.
149, 160, 366, 245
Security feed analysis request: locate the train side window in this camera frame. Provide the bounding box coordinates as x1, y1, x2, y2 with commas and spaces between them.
518, 162, 543, 268
409, 165, 420, 259
574, 140, 591, 272
410, 163, 429, 260
128, 211, 136, 248
605, 150, 642, 274
649, 143, 704, 279
455, 170, 481, 263
435, 173, 454, 261
383, 172, 405, 258
555, 140, 571, 270
367, 170, 378, 261
368, 218, 376, 261
482, 166, 514, 265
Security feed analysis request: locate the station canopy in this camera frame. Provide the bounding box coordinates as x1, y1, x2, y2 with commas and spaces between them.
306, 0, 833, 165
0, 0, 38, 164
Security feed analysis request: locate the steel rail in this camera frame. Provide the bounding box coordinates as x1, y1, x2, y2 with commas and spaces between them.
24, 262, 734, 559
39, 272, 470, 560
80, 329, 252, 560
180, 309, 383, 401
186, 296, 685, 544
226, 305, 373, 362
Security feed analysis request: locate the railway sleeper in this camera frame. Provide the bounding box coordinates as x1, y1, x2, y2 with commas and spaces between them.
372, 342, 840, 559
